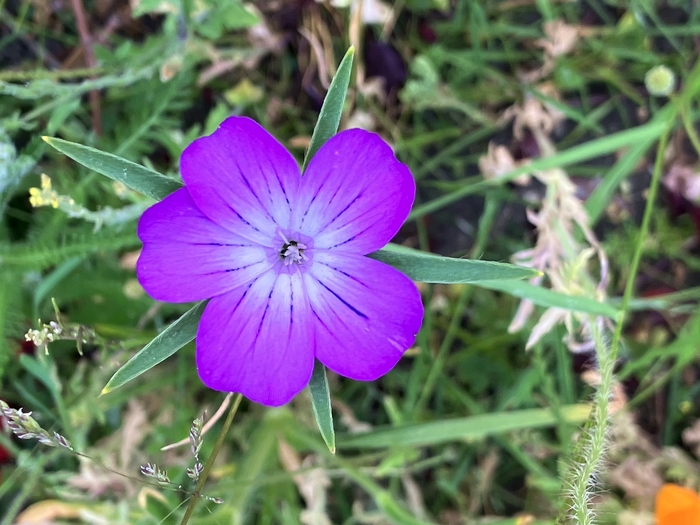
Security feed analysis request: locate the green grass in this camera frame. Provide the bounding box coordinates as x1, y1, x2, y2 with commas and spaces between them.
1, 1, 700, 524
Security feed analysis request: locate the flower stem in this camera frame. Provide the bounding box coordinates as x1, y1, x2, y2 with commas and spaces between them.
569, 319, 613, 525
179, 393, 243, 525
556, 122, 672, 525
608, 124, 671, 365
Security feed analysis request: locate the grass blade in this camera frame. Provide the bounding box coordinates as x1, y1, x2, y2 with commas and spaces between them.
409, 119, 667, 220
338, 404, 590, 449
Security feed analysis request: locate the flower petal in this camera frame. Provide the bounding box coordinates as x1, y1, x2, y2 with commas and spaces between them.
137, 188, 272, 302
181, 116, 300, 244
655, 484, 700, 525
196, 270, 315, 406
305, 251, 423, 381
294, 129, 415, 254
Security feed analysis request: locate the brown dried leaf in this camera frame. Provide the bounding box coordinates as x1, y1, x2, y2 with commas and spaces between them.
609, 456, 664, 504
14, 500, 84, 524
535, 20, 580, 58
663, 163, 700, 203
278, 439, 331, 525
479, 142, 530, 185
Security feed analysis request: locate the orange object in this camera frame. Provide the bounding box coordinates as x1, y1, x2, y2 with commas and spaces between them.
655, 484, 700, 525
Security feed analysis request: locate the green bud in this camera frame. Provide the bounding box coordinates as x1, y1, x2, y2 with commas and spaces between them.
645, 65, 676, 97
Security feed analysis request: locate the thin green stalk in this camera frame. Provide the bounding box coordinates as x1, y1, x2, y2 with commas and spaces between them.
413, 286, 471, 415
556, 119, 672, 525
681, 107, 700, 157
608, 125, 671, 363
0, 66, 106, 81
180, 393, 243, 525
411, 195, 499, 416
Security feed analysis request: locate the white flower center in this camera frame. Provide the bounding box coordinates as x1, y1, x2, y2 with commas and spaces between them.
281, 240, 308, 265
278, 231, 308, 266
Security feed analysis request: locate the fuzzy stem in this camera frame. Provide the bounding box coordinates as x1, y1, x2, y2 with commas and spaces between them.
179, 393, 243, 525
557, 120, 673, 525
568, 319, 613, 525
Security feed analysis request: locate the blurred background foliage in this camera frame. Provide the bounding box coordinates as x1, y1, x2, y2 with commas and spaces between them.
1, 0, 700, 524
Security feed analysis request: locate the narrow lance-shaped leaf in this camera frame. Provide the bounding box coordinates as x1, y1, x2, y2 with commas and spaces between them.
478, 279, 619, 318
102, 302, 206, 394
303, 46, 355, 453
42, 136, 182, 201
370, 243, 539, 283
302, 46, 355, 172
308, 361, 335, 453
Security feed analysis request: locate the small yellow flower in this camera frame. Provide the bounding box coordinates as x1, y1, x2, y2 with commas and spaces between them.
28, 187, 43, 207
28, 174, 70, 209
40, 173, 52, 190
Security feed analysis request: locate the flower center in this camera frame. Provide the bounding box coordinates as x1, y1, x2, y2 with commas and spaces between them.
280, 239, 307, 266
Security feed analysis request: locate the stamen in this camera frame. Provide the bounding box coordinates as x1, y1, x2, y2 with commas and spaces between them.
280, 240, 308, 266
278, 230, 290, 244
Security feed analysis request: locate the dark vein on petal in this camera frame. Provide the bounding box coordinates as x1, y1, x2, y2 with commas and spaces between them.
300, 175, 338, 227
317, 186, 402, 248
290, 279, 294, 321
275, 166, 292, 209
315, 278, 368, 319
225, 203, 262, 234
318, 261, 369, 287
322, 183, 344, 214
190, 242, 252, 247
223, 261, 262, 273
255, 155, 276, 211
326, 223, 375, 249
255, 287, 274, 340
199, 260, 262, 276
231, 283, 253, 315
316, 192, 363, 234
310, 290, 365, 357
239, 168, 275, 223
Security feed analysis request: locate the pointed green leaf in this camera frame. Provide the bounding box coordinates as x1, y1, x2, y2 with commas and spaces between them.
370, 243, 539, 283
102, 302, 205, 394
302, 47, 355, 172
308, 360, 335, 453
302, 46, 355, 451
42, 136, 182, 201
478, 280, 619, 318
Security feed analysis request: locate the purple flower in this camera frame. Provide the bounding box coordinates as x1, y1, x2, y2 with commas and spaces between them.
136, 117, 424, 406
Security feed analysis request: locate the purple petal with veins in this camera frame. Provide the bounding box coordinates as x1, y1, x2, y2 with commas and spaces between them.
136, 116, 424, 406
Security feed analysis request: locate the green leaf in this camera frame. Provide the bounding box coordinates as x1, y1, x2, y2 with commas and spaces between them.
308, 360, 335, 453
42, 136, 182, 201
102, 302, 205, 394
302, 46, 355, 452
302, 47, 355, 172
478, 280, 619, 318
370, 243, 539, 283
337, 404, 590, 449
